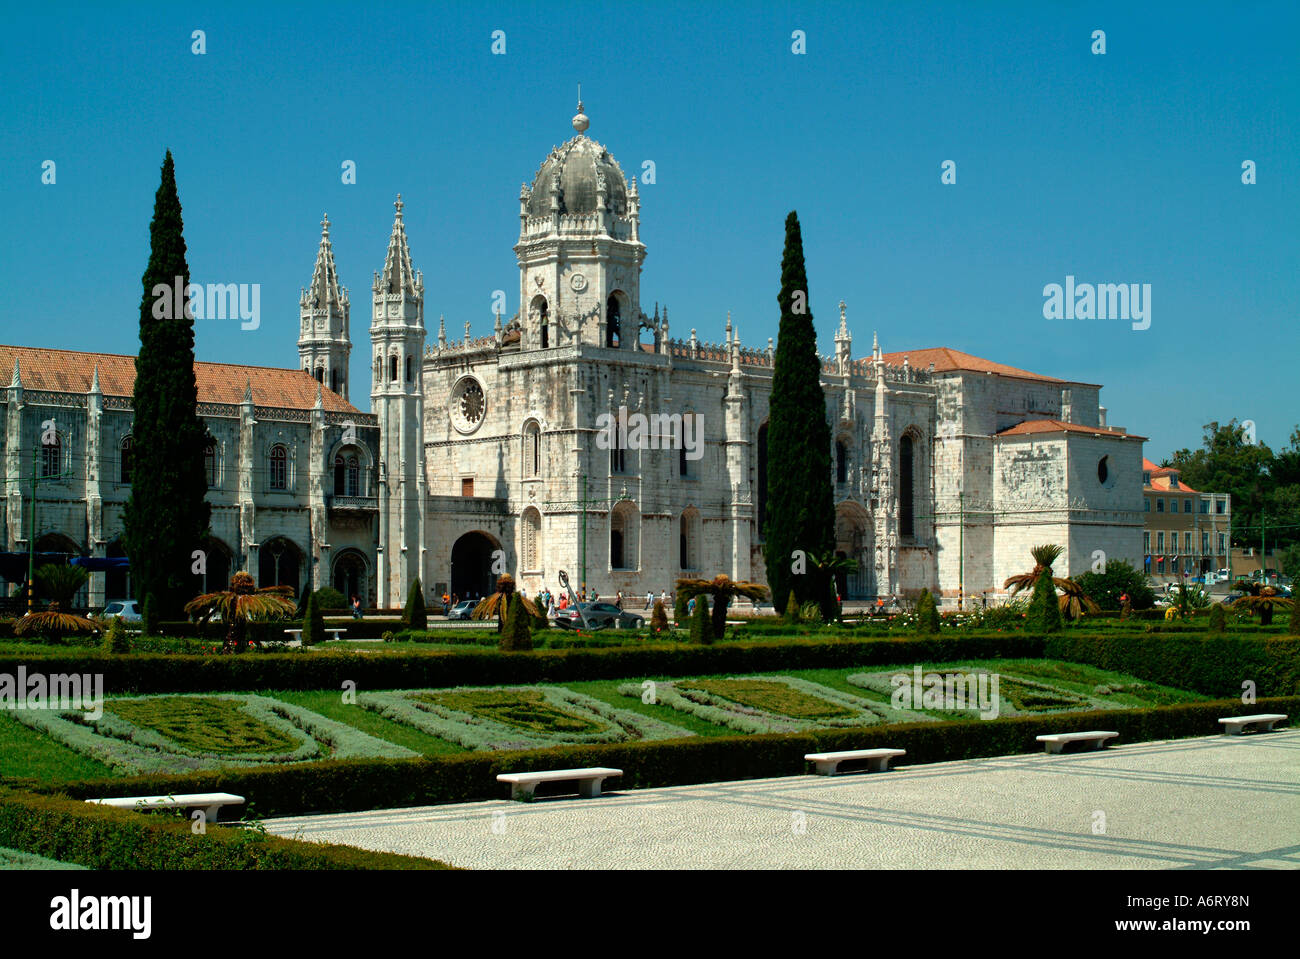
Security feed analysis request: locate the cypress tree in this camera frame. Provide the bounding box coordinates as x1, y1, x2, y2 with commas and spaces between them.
499, 593, 533, 651
122, 152, 210, 620
785, 591, 801, 623
301, 591, 324, 646
763, 211, 834, 613
649, 600, 669, 633
1207, 602, 1227, 634
1027, 569, 1063, 633
404, 577, 427, 631
914, 589, 940, 634
689, 596, 714, 645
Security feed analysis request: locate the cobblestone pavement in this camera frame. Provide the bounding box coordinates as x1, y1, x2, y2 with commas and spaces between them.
265, 731, 1300, 869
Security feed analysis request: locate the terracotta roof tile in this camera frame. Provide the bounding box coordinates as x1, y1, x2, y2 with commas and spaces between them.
0, 344, 360, 414
879, 346, 1100, 387
996, 418, 1146, 441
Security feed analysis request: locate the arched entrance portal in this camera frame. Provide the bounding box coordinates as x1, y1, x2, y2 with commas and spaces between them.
332, 549, 368, 605
258, 537, 303, 598
450, 531, 500, 601
834, 503, 873, 599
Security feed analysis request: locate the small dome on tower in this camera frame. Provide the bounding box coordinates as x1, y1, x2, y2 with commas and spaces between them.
525, 101, 630, 218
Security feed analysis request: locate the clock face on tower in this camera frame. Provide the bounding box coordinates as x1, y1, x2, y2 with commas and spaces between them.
449, 376, 486, 434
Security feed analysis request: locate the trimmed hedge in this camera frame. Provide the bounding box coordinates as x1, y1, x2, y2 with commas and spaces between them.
0, 788, 451, 869
43, 695, 1300, 819
0, 634, 1049, 693
1045, 633, 1300, 698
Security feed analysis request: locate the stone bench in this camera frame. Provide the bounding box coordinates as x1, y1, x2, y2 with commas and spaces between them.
282, 628, 346, 647
86, 792, 245, 822
1035, 731, 1118, 754
805, 748, 906, 775
496, 767, 622, 801
1218, 713, 1288, 735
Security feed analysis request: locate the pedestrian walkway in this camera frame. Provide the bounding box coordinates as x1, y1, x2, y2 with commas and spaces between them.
265, 730, 1300, 869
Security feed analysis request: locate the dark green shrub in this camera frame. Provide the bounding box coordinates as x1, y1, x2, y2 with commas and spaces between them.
1026, 570, 1062, 633
1075, 559, 1155, 611
785, 591, 801, 623
404, 578, 427, 631
301, 592, 325, 646
674, 592, 688, 624
313, 586, 347, 611
914, 589, 940, 634
650, 601, 669, 633
499, 593, 533, 651
689, 597, 714, 644
1207, 603, 1227, 634
530, 601, 549, 634
102, 617, 130, 654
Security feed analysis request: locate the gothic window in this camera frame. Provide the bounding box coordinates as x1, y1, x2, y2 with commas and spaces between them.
521, 507, 541, 570
836, 440, 848, 484
269, 444, 289, 491
523, 422, 541, 479
389, 355, 398, 383
40, 433, 62, 478
373, 356, 382, 382
120, 436, 133, 484
406, 356, 413, 383
610, 421, 626, 474
205, 442, 218, 488
334, 447, 361, 497
610, 501, 638, 571
315, 367, 324, 384
899, 434, 915, 538
532, 296, 549, 349
679, 445, 688, 477
680, 509, 700, 570
606, 294, 621, 348
330, 369, 340, 393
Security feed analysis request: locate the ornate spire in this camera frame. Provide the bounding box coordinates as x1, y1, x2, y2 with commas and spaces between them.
10, 357, 20, 389
89, 362, 101, 394
837, 300, 849, 339
302, 212, 348, 312
376, 194, 422, 297
572, 86, 589, 134
438, 314, 447, 348
243, 377, 254, 404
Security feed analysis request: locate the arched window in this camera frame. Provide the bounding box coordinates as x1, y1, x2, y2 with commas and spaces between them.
315, 367, 324, 384
374, 356, 382, 382
334, 447, 361, 496
330, 369, 340, 393
836, 440, 848, 484
389, 355, 398, 383
610, 423, 626, 474
204, 441, 218, 488
120, 436, 133, 484
40, 433, 62, 478
523, 422, 541, 479
606, 294, 621, 348
405, 356, 413, 383
680, 509, 700, 570
609, 502, 639, 571
521, 507, 541, 570
899, 434, 915, 538
531, 296, 549, 349
269, 444, 289, 491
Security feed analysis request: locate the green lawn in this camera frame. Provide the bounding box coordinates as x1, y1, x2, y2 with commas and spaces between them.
271, 690, 467, 755
0, 712, 116, 781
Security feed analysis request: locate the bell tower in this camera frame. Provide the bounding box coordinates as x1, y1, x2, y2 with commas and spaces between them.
298, 214, 351, 399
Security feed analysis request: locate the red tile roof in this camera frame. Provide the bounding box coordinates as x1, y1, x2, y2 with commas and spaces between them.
1140, 457, 1197, 491
879, 347, 1100, 387
997, 418, 1146, 441
0, 344, 360, 414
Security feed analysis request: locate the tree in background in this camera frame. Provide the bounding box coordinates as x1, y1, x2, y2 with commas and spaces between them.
14, 565, 97, 643
498, 593, 533, 651
473, 575, 538, 634
1026, 569, 1063, 633
762, 211, 834, 614
649, 600, 669, 633
184, 571, 296, 653
1206, 602, 1227, 634
1075, 559, 1155, 611
675, 575, 768, 638
689, 595, 714, 644
122, 152, 211, 621
102, 616, 131, 654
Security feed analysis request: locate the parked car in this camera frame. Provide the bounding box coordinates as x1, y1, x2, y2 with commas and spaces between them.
552, 602, 644, 630
446, 600, 477, 621
101, 599, 142, 622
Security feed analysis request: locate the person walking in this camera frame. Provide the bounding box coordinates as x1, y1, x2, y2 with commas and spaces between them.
616, 590, 623, 610
645, 590, 653, 610
351, 595, 363, 620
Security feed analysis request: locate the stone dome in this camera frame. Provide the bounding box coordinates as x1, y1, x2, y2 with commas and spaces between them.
526, 109, 630, 218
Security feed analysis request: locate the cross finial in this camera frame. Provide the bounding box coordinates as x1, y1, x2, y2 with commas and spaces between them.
394, 194, 404, 217
321, 213, 330, 236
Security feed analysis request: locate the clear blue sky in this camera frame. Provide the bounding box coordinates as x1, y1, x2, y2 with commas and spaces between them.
2, 1, 1296, 460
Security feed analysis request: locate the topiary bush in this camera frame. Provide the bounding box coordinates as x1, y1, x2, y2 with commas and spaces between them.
301, 591, 325, 647
1026, 570, 1062, 633
313, 586, 347, 611
689, 597, 713, 645
404, 577, 427, 632
499, 593, 533, 651
674, 592, 688, 625
530, 600, 549, 635
1207, 603, 1227, 634
785, 591, 801, 623
914, 589, 940, 634
650, 600, 669, 633
102, 617, 131, 654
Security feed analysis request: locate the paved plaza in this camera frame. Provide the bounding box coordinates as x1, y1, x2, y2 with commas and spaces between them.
265, 731, 1300, 869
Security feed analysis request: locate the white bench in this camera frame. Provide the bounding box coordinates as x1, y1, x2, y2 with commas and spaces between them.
805, 748, 906, 775
86, 792, 245, 822
1035, 731, 1118, 754
496, 767, 622, 801
282, 628, 346, 647
1218, 713, 1288, 735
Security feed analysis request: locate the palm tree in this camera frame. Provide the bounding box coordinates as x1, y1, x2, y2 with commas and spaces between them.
472, 574, 539, 633
1058, 579, 1100, 621
1005, 545, 1097, 623
1231, 584, 1291, 627
14, 564, 97, 643
808, 551, 859, 619
184, 570, 297, 653
675, 574, 768, 637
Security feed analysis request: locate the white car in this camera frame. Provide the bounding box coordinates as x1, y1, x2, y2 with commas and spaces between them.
102, 599, 142, 622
